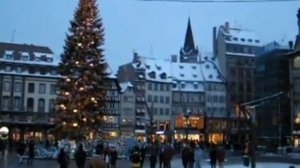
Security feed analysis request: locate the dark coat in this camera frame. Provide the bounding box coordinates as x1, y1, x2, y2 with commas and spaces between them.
75, 148, 87, 167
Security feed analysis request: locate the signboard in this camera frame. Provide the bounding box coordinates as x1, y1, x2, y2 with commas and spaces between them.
174, 115, 204, 129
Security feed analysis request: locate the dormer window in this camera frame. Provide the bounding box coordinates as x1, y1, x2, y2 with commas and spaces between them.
181, 83, 185, 89
179, 65, 184, 69
35, 57, 40, 62
46, 58, 53, 62
50, 70, 57, 75
233, 37, 238, 41
180, 74, 184, 77
156, 65, 161, 70
160, 73, 166, 79
192, 74, 197, 78
5, 65, 12, 72
172, 83, 177, 88
21, 55, 29, 61
248, 39, 253, 42
205, 64, 210, 69
16, 66, 22, 73
192, 66, 196, 69
204, 57, 208, 60
194, 84, 198, 89
149, 71, 156, 79
255, 40, 260, 43
209, 74, 213, 79
145, 64, 150, 69
241, 38, 245, 42
5, 54, 13, 60
29, 67, 35, 74
225, 36, 231, 41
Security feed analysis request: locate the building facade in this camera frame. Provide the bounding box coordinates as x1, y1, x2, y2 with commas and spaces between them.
256, 41, 291, 147
288, 8, 300, 146
119, 81, 135, 137
0, 42, 59, 141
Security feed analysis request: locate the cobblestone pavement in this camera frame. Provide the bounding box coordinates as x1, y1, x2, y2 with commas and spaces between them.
0, 150, 131, 168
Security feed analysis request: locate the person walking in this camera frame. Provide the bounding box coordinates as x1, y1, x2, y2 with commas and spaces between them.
27, 138, 35, 166
159, 145, 165, 168
17, 140, 26, 164
140, 144, 147, 168
209, 145, 218, 168
187, 146, 195, 168
57, 148, 70, 168
194, 145, 203, 168
75, 144, 87, 168
149, 143, 158, 168
130, 146, 141, 168
217, 146, 225, 168
85, 145, 106, 168
181, 144, 189, 168
110, 146, 118, 168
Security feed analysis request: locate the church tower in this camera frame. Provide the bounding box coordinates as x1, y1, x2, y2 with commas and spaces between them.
179, 18, 199, 63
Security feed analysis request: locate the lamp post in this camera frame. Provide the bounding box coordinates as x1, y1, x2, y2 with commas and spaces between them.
184, 109, 191, 141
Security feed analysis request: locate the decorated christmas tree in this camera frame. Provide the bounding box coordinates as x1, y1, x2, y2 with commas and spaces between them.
56, 0, 106, 139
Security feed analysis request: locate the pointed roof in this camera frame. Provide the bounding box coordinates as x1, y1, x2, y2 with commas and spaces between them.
183, 18, 196, 52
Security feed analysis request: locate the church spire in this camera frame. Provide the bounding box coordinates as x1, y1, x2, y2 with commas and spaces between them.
179, 17, 199, 63
183, 17, 196, 53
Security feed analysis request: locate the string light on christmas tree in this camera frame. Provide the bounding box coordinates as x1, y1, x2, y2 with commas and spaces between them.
75, 61, 79, 65
65, 92, 70, 96
73, 109, 78, 113
66, 78, 71, 82
79, 87, 84, 91
77, 43, 82, 47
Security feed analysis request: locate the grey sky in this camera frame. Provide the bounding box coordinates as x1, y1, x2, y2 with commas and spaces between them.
0, 0, 299, 71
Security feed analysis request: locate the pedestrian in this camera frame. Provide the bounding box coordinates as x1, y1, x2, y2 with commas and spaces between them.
27, 138, 35, 166
181, 144, 189, 168
209, 145, 218, 168
217, 146, 225, 168
163, 144, 174, 168
140, 144, 147, 168
85, 145, 106, 168
149, 143, 158, 168
57, 148, 70, 168
110, 146, 118, 168
159, 144, 165, 168
0, 139, 5, 157
130, 146, 141, 168
187, 146, 195, 168
17, 140, 26, 164
75, 144, 87, 168
194, 145, 203, 168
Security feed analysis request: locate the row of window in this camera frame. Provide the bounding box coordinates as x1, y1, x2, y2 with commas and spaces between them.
173, 93, 204, 103
229, 68, 254, 78
1, 64, 57, 75
1, 96, 55, 112
2, 81, 57, 94
206, 83, 225, 91
153, 108, 170, 116
226, 44, 256, 54
206, 107, 225, 114
206, 95, 225, 103
172, 83, 199, 90
148, 95, 170, 104
148, 83, 171, 91
3, 53, 53, 62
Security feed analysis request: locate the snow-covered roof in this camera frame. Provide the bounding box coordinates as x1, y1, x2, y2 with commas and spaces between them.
170, 62, 203, 81
130, 52, 224, 92
119, 81, 133, 92
200, 52, 223, 83
33, 52, 53, 58
220, 23, 261, 47
132, 56, 172, 83
258, 41, 290, 55
104, 63, 117, 79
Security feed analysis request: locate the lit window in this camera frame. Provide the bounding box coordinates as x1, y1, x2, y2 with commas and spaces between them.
294, 56, 300, 68
3, 81, 10, 91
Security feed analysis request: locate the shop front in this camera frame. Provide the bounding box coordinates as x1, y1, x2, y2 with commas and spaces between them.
174, 114, 205, 141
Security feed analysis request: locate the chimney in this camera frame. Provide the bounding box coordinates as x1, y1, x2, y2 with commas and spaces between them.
289, 41, 294, 51
224, 22, 230, 33
133, 52, 139, 63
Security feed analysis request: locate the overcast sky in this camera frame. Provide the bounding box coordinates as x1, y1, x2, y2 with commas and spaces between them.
0, 0, 299, 71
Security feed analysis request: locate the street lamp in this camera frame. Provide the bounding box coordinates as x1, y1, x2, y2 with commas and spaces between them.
184, 109, 191, 140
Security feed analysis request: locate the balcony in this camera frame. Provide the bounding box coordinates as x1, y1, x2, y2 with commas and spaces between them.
103, 109, 119, 115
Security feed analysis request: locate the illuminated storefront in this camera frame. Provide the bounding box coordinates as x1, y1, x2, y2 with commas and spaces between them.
174, 115, 205, 141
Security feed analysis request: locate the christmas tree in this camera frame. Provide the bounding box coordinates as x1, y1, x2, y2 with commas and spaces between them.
56, 0, 106, 139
